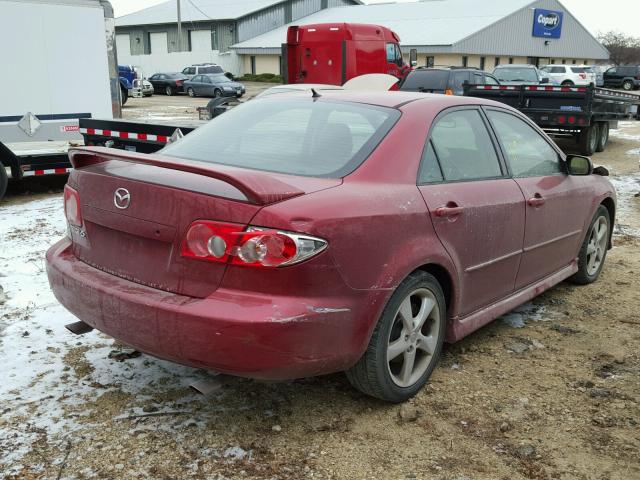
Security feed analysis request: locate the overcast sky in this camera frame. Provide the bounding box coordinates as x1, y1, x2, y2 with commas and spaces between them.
109, 0, 640, 37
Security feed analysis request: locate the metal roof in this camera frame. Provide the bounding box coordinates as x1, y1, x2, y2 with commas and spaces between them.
232, 0, 535, 49
115, 0, 288, 26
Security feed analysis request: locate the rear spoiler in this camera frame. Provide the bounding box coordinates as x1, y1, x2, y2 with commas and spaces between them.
68, 147, 305, 206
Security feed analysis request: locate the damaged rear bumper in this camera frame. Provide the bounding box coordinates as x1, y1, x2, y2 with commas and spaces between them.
46, 239, 382, 379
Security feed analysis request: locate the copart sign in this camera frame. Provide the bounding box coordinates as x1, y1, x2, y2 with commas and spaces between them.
532, 8, 563, 39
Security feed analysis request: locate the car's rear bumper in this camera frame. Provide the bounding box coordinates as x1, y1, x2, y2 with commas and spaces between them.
46, 239, 381, 379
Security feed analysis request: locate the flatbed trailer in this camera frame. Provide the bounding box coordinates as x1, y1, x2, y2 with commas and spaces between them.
463, 84, 640, 155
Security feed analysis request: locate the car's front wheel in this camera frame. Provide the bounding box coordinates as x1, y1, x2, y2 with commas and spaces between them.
622, 80, 634, 91
214, 89, 222, 98
165, 86, 174, 96
570, 205, 610, 285
346, 271, 446, 403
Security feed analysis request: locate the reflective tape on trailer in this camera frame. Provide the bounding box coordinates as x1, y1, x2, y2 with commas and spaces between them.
22, 168, 72, 177
79, 127, 169, 143
474, 85, 519, 90
524, 86, 588, 92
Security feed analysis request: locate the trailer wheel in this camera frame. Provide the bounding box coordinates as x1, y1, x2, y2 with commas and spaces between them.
120, 85, 128, 106
596, 122, 609, 152
0, 161, 8, 200
578, 125, 598, 156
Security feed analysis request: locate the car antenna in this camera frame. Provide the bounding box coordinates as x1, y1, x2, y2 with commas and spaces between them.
311, 88, 321, 98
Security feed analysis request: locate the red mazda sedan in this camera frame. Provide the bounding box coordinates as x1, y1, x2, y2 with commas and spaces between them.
47, 91, 615, 402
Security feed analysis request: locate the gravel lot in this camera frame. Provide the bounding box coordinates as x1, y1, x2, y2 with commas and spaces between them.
1, 90, 639, 480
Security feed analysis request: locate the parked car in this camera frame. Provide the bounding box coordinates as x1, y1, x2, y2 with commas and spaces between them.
399, 67, 501, 95
539, 65, 595, 86
603, 65, 640, 90
184, 74, 245, 98
181, 63, 224, 79
587, 66, 605, 87
148, 72, 188, 96
492, 64, 552, 85
141, 79, 154, 97
48, 91, 615, 402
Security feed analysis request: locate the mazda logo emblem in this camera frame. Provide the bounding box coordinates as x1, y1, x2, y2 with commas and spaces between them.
114, 188, 131, 209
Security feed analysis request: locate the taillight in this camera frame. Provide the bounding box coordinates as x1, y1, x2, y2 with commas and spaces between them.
176, 80, 183, 86
63, 185, 82, 227
180, 221, 327, 268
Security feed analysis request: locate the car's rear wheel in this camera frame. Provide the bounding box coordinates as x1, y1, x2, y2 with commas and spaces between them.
622, 80, 633, 91
187, 87, 196, 97
562, 80, 574, 86
596, 122, 609, 152
346, 271, 446, 403
578, 125, 598, 156
165, 86, 174, 96
570, 205, 610, 285
214, 89, 222, 98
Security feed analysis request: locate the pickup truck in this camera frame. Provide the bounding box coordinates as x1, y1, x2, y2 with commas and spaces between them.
463, 83, 640, 155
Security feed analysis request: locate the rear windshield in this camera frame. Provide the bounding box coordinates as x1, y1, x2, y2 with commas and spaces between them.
400, 70, 450, 91
162, 99, 399, 178
200, 66, 223, 74
493, 67, 538, 82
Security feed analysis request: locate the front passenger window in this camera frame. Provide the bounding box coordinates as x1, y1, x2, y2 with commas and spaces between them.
430, 109, 502, 181
487, 110, 562, 177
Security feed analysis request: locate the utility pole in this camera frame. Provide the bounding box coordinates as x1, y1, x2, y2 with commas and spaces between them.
177, 0, 183, 51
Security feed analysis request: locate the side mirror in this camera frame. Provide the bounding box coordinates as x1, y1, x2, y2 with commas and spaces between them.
410, 49, 418, 68
566, 155, 593, 175
540, 77, 550, 84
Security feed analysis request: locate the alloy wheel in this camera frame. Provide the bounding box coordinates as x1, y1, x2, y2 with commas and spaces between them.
386, 288, 440, 388
586, 216, 608, 276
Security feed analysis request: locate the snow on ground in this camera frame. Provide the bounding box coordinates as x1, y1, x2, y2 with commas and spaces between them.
0, 195, 214, 473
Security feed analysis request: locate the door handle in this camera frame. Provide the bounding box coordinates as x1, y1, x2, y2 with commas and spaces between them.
435, 203, 464, 217
527, 194, 545, 207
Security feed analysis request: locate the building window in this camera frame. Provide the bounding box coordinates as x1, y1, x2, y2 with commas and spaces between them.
187, 30, 193, 51
250, 56, 256, 75
426, 56, 434, 67
550, 59, 555, 64
583, 59, 588, 64
211, 27, 218, 50
479, 56, 485, 70
572, 59, 577, 64
509, 57, 514, 64
494, 57, 500, 67
562, 59, 566, 64
144, 32, 151, 55
462, 56, 468, 67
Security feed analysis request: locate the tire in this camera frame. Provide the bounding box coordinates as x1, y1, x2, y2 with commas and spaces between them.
622, 80, 633, 91
187, 87, 196, 97
346, 271, 446, 403
120, 86, 128, 106
561, 80, 574, 86
165, 86, 174, 96
596, 122, 609, 153
0, 161, 8, 200
214, 89, 222, 98
578, 125, 598, 156
570, 205, 610, 285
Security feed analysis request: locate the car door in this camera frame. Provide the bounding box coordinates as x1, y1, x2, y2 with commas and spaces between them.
201, 76, 214, 96
484, 108, 591, 289
191, 75, 203, 94
604, 67, 619, 86
417, 107, 526, 315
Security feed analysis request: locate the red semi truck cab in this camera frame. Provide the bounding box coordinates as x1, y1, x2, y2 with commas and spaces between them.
284, 23, 413, 85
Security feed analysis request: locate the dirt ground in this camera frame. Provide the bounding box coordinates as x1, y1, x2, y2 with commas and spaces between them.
1, 91, 639, 480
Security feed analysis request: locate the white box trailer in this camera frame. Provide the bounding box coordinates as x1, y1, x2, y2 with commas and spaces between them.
0, 0, 120, 198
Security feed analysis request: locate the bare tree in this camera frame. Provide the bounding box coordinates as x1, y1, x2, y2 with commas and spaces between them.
597, 31, 640, 65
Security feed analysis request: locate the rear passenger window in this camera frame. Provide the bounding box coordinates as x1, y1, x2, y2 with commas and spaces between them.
430, 109, 502, 181
487, 110, 562, 177
418, 141, 444, 183
452, 71, 469, 91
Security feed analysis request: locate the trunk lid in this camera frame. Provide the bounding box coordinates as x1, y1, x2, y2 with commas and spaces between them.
68, 148, 340, 298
